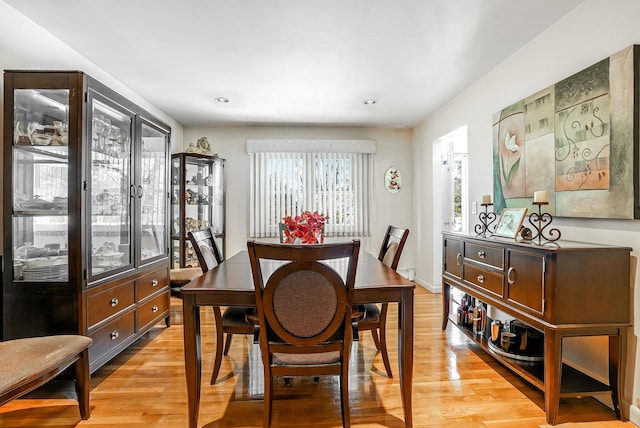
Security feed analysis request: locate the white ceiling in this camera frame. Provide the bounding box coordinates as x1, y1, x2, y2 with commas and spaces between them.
5, 0, 582, 128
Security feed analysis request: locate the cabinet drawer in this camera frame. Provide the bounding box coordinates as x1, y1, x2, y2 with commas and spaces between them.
136, 268, 169, 302
87, 282, 135, 328
463, 264, 503, 297
137, 292, 169, 331
88, 311, 135, 364
465, 242, 504, 269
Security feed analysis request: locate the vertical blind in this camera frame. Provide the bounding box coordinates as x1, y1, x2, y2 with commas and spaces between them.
248, 139, 376, 238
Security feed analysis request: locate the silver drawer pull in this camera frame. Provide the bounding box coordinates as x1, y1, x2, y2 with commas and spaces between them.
110, 330, 119, 340
478, 250, 485, 259
152, 305, 159, 313
151, 279, 158, 286
456, 253, 462, 266
477, 274, 485, 283
507, 267, 516, 284
110, 297, 119, 307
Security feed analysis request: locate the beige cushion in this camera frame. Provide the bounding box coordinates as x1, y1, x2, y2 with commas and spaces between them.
382, 242, 399, 267
170, 267, 202, 282
0, 335, 92, 396
273, 351, 340, 366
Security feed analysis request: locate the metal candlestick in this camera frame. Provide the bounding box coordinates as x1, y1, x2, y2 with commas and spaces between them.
474, 203, 497, 237
524, 202, 561, 244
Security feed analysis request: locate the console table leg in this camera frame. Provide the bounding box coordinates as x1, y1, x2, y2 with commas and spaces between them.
544, 328, 562, 425
442, 281, 450, 331
609, 330, 625, 421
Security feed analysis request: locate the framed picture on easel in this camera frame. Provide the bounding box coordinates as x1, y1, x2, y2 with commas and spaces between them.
494, 208, 527, 238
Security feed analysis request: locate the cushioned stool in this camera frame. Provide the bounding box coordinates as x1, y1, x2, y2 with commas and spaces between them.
170, 267, 203, 297
0, 335, 93, 419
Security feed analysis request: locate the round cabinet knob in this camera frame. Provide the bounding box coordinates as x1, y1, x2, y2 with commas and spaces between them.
151, 279, 158, 286
477, 274, 485, 283
110, 297, 119, 307
478, 250, 485, 259
152, 305, 159, 313
110, 330, 119, 340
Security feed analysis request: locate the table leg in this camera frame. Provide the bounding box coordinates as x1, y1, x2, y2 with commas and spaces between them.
183, 294, 202, 428
441, 281, 450, 331
609, 330, 625, 420
398, 289, 414, 428
544, 328, 562, 425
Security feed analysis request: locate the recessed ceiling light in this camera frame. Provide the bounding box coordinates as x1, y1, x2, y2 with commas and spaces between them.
363, 99, 376, 105
215, 97, 229, 103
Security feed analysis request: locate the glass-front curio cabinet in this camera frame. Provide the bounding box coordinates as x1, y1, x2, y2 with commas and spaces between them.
3, 71, 171, 373
171, 153, 226, 268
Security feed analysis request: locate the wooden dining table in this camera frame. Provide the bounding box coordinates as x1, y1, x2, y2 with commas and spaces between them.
181, 249, 415, 428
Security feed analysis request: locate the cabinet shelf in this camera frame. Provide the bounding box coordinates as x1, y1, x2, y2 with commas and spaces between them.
13, 210, 67, 216
454, 322, 544, 390
454, 321, 610, 395
13, 145, 69, 162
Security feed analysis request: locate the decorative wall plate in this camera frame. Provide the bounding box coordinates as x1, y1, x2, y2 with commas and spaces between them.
384, 166, 402, 194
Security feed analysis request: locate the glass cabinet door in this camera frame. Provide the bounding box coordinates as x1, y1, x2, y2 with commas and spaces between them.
210, 159, 226, 247
139, 123, 168, 263
89, 98, 132, 277
12, 89, 70, 282
170, 157, 182, 268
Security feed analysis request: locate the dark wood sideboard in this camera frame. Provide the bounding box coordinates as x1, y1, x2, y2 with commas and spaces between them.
441, 232, 632, 425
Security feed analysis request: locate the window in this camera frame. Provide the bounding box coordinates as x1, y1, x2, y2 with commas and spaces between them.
248, 139, 375, 238
436, 126, 468, 233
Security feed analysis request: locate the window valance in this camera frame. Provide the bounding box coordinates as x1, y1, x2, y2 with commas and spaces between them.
247, 139, 376, 154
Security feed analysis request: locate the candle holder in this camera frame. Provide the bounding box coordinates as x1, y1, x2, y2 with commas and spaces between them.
523, 202, 561, 244
474, 203, 497, 237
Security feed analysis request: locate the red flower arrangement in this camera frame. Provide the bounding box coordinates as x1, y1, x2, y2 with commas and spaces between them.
282, 211, 327, 244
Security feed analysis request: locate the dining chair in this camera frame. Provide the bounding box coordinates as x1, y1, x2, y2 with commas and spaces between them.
247, 239, 360, 428
188, 228, 258, 385
355, 225, 409, 378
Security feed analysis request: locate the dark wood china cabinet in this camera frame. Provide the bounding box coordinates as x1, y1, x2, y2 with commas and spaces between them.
2, 70, 171, 373
441, 232, 631, 425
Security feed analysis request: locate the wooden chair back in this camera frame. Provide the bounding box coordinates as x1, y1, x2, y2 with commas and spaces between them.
187, 228, 223, 273
377, 225, 409, 272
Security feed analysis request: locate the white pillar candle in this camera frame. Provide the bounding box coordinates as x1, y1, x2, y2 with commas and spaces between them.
533, 190, 548, 203
482, 194, 492, 204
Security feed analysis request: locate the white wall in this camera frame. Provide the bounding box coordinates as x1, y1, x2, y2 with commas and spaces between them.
413, 0, 640, 420
181, 126, 415, 269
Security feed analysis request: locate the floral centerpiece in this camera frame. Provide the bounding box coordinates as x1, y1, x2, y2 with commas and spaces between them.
282, 211, 327, 244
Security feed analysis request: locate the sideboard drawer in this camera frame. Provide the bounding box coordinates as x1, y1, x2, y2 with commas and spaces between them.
136, 267, 169, 302
465, 242, 504, 269
88, 310, 135, 364
87, 282, 135, 328
463, 264, 503, 297
137, 291, 169, 331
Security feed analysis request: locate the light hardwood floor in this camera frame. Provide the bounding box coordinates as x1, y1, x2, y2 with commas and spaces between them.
0, 286, 634, 427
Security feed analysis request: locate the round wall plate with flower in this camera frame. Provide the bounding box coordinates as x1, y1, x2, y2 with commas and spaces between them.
384, 167, 402, 194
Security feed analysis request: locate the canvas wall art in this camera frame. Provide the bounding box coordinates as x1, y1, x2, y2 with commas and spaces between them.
493, 45, 639, 219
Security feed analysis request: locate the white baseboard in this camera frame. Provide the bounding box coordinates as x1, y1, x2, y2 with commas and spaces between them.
414, 277, 441, 293
630, 404, 640, 426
